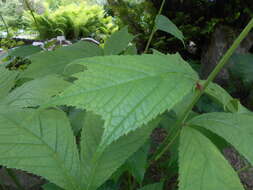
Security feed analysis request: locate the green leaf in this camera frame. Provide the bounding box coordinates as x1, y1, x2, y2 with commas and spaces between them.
138, 182, 163, 190
9, 45, 42, 58
104, 26, 134, 55
42, 183, 63, 190
204, 82, 250, 113
205, 82, 233, 109
0, 108, 81, 190
124, 45, 138, 55
189, 112, 253, 167
155, 15, 184, 45
125, 142, 150, 184
48, 54, 198, 147
0, 67, 18, 99
0, 75, 70, 108
80, 112, 160, 190
179, 127, 244, 190
21, 41, 103, 79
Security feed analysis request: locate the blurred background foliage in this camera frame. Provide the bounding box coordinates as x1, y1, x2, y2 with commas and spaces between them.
0, 0, 253, 110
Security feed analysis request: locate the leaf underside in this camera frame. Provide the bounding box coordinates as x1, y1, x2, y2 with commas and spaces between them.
179, 127, 244, 190
80, 112, 160, 190
49, 54, 198, 147
0, 108, 81, 190
189, 112, 253, 167
0, 75, 70, 108
0, 67, 18, 99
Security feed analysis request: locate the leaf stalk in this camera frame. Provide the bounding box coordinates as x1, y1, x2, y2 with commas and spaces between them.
151, 17, 253, 162
144, 0, 166, 53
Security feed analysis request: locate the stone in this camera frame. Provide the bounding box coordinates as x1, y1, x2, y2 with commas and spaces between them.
200, 25, 253, 86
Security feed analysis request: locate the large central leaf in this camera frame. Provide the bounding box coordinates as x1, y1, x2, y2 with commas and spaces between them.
0, 108, 81, 190
49, 54, 198, 147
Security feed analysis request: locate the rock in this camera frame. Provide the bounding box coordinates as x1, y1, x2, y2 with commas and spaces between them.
224, 148, 253, 190
200, 25, 253, 86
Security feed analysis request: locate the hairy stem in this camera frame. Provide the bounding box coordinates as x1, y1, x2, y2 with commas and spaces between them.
151, 17, 253, 162
144, 0, 166, 53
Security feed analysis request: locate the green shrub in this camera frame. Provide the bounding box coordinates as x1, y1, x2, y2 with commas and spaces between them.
0, 0, 27, 34
27, 2, 118, 40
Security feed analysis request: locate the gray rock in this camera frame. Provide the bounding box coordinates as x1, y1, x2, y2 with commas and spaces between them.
200, 25, 253, 86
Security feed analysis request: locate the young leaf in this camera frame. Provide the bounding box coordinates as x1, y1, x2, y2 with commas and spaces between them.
138, 182, 163, 190
204, 82, 250, 113
0, 75, 70, 108
21, 41, 103, 79
189, 112, 253, 167
48, 54, 198, 147
0, 108, 81, 190
0, 67, 18, 99
80, 112, 160, 190
179, 127, 244, 190
155, 15, 184, 45
104, 26, 134, 55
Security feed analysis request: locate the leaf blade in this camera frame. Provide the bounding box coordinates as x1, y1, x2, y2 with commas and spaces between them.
0, 108, 81, 190
48, 54, 198, 147
104, 26, 134, 55
179, 127, 244, 190
22, 41, 103, 79
0, 75, 70, 108
155, 15, 184, 45
80, 112, 160, 190
189, 112, 253, 167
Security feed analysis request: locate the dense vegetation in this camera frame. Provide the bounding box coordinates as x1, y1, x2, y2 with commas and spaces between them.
0, 0, 253, 190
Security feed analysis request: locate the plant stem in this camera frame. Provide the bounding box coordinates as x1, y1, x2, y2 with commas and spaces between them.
5, 168, 26, 190
23, 0, 40, 37
0, 14, 10, 37
151, 17, 253, 162
144, 0, 166, 53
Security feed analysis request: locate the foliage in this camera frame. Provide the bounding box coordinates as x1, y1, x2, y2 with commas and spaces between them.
0, 0, 26, 33
0, 7, 253, 190
0, 38, 24, 50
106, 0, 253, 52
26, 2, 118, 40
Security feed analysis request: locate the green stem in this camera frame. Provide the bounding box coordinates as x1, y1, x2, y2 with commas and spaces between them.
23, 0, 40, 37
151, 17, 253, 162
0, 14, 10, 37
144, 0, 166, 53
5, 168, 26, 190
